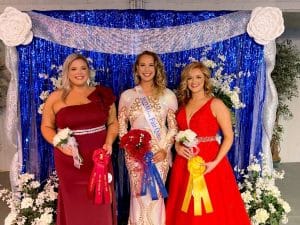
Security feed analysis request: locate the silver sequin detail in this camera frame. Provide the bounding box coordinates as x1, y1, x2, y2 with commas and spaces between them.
29, 11, 250, 54
262, 41, 277, 172
71, 125, 106, 136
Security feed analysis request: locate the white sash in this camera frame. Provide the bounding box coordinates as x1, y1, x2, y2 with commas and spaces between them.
135, 86, 161, 141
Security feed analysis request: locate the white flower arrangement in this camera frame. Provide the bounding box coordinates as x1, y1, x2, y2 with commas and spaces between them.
210, 70, 245, 110
37, 57, 97, 114
237, 156, 291, 225
0, 172, 58, 225
247, 7, 284, 45
188, 54, 246, 110
0, 7, 33, 47
53, 128, 83, 169
175, 129, 199, 148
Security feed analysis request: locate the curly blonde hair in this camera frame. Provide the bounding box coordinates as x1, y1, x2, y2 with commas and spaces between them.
133, 51, 167, 97
61, 53, 90, 101
177, 61, 212, 106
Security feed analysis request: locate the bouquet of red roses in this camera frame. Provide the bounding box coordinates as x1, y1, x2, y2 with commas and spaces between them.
120, 129, 168, 200
120, 129, 151, 161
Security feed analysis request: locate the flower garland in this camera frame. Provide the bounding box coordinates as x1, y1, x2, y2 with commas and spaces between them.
236, 155, 291, 225
0, 172, 58, 225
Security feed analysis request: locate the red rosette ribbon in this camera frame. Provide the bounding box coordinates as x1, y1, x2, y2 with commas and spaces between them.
88, 148, 111, 204
120, 129, 151, 161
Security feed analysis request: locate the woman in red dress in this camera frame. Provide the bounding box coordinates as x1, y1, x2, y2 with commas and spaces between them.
41, 53, 118, 225
166, 61, 251, 225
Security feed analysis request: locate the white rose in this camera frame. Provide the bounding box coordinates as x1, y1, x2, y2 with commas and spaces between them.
253, 208, 269, 224
30, 181, 40, 188
39, 213, 53, 224
53, 128, 72, 146
175, 129, 198, 148
184, 129, 197, 140
281, 214, 288, 224
278, 199, 291, 213
20, 197, 34, 209
247, 163, 261, 172
53, 135, 61, 147
247, 7, 284, 45
0, 7, 33, 47
4, 212, 17, 225
241, 190, 253, 203
57, 128, 71, 140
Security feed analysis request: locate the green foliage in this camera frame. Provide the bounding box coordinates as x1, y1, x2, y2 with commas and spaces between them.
271, 40, 300, 142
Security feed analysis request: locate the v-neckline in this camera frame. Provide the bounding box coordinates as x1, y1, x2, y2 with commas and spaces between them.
185, 98, 212, 128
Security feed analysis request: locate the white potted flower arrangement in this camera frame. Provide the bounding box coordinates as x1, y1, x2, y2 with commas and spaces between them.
237, 156, 291, 225
0, 172, 58, 225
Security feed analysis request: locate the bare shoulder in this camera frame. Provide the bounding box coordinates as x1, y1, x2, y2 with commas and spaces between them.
211, 98, 225, 107
211, 98, 229, 116
46, 89, 63, 103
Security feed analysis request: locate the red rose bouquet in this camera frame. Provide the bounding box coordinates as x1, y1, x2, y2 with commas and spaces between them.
120, 129, 168, 200
120, 129, 151, 161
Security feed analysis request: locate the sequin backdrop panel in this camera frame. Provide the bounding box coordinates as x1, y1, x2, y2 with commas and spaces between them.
17, 10, 265, 223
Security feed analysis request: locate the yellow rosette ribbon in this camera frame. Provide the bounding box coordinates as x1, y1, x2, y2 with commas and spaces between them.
181, 156, 213, 215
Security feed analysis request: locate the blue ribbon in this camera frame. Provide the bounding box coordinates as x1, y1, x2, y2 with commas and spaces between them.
140, 152, 168, 200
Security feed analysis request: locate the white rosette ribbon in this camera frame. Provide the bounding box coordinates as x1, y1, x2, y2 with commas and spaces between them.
53, 128, 83, 169
247, 7, 284, 45
0, 7, 33, 47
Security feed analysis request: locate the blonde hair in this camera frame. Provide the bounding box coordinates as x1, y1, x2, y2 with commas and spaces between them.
61, 53, 90, 101
133, 51, 167, 97
177, 61, 212, 106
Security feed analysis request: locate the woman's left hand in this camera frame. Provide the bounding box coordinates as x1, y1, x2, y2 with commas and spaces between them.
102, 143, 113, 155
152, 149, 167, 163
204, 161, 218, 174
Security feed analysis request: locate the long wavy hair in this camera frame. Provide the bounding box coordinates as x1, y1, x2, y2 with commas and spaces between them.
61, 53, 90, 101
133, 50, 167, 97
177, 61, 212, 106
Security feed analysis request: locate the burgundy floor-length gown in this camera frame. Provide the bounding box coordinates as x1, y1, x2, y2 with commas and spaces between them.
54, 85, 117, 225
166, 98, 251, 225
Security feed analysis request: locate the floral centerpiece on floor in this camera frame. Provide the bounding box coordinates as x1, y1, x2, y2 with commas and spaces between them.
0, 172, 58, 225
237, 156, 291, 225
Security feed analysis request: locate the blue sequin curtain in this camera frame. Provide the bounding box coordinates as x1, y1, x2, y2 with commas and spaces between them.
17, 9, 265, 223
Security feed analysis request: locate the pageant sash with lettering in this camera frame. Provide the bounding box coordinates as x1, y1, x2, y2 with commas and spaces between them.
135, 85, 161, 140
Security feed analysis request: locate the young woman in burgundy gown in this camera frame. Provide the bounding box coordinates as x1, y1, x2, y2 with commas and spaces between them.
166, 61, 251, 225
41, 53, 118, 225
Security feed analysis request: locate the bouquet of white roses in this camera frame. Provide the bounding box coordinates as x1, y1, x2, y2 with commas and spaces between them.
175, 129, 200, 156
175, 129, 199, 148
0, 172, 58, 225
53, 128, 83, 168
237, 156, 291, 225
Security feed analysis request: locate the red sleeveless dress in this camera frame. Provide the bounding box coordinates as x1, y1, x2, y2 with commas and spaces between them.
54, 85, 117, 225
166, 98, 251, 225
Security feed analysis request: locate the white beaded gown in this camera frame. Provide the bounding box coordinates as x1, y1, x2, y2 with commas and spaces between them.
118, 86, 178, 225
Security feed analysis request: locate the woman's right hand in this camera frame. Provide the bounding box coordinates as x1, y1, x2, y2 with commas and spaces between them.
175, 142, 193, 160
57, 146, 73, 156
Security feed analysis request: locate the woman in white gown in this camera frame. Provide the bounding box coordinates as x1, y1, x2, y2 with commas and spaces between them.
118, 51, 178, 225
